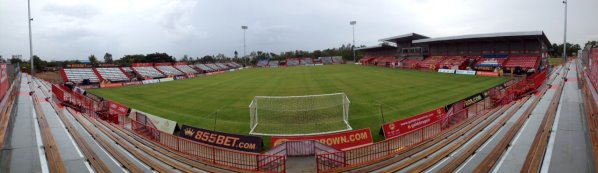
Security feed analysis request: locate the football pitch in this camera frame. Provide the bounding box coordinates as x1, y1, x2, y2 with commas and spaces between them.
89, 65, 510, 143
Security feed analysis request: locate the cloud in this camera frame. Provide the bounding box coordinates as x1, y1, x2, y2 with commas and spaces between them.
1, 0, 597, 60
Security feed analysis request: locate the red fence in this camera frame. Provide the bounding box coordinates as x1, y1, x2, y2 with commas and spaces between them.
130, 120, 286, 172
315, 75, 538, 172
51, 84, 287, 173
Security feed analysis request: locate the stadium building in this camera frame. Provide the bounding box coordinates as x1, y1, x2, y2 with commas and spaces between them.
358, 31, 551, 75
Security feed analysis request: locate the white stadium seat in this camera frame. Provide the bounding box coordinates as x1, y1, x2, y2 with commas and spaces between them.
63, 68, 100, 83
133, 66, 165, 78
156, 65, 184, 75
95, 67, 130, 82
175, 65, 198, 74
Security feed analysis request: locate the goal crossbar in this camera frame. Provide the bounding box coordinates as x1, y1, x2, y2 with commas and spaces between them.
249, 93, 351, 136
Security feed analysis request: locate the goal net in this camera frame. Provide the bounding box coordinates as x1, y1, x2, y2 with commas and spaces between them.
249, 93, 351, 136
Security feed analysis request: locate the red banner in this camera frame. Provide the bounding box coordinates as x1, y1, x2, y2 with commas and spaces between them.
476, 71, 500, 77
382, 107, 447, 139
271, 128, 373, 150
154, 62, 172, 66
0, 64, 7, 100
100, 83, 123, 88
107, 100, 129, 115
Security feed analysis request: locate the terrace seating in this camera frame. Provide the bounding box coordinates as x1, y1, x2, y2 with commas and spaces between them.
175, 65, 198, 74
332, 57, 344, 64
438, 56, 467, 69
504, 56, 539, 68
63, 68, 100, 83
360, 56, 377, 65
195, 64, 214, 72
231, 62, 242, 68
286, 59, 300, 66
95, 67, 130, 82
300, 58, 314, 65
205, 63, 222, 71
475, 58, 507, 67
401, 58, 423, 68
215, 63, 230, 70
321, 57, 333, 64
268, 60, 279, 67
156, 65, 184, 75
257, 60, 269, 67
419, 56, 445, 69
226, 62, 241, 69
371, 56, 399, 66
133, 66, 165, 78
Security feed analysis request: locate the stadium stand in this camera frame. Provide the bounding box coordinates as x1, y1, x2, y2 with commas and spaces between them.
300, 58, 314, 65
268, 60, 280, 67
205, 63, 222, 71
215, 63, 230, 70
371, 56, 400, 67
226, 62, 241, 69
133, 66, 165, 78
232, 62, 242, 67
419, 56, 445, 69
504, 56, 539, 68
156, 65, 184, 76
438, 56, 468, 69
175, 65, 198, 74
195, 64, 215, 72
475, 58, 507, 67
332, 56, 344, 64
95, 67, 130, 82
360, 56, 377, 65
63, 68, 101, 83
120, 67, 136, 78
321, 57, 333, 65
286, 58, 300, 66
401, 58, 423, 68
257, 60, 270, 67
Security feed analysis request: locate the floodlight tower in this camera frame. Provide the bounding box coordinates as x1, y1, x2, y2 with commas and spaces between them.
350, 21, 357, 63
242, 26, 248, 65
28, 0, 34, 75
562, 0, 568, 65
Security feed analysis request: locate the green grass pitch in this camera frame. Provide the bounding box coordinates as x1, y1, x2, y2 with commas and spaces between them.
89, 65, 509, 146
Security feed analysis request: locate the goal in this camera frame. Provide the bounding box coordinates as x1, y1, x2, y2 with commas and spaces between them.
249, 93, 351, 136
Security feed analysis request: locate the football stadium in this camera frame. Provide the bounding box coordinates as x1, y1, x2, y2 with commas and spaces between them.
2, 1, 598, 173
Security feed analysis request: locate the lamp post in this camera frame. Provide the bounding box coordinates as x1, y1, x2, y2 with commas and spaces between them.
28, 0, 34, 75
241, 26, 248, 65
562, 0, 567, 65
350, 21, 356, 63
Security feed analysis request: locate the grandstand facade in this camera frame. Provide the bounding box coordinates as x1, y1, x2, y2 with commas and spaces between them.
358, 31, 551, 75
60, 62, 243, 86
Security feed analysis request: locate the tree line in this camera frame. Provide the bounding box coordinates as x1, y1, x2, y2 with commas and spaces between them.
5, 43, 365, 71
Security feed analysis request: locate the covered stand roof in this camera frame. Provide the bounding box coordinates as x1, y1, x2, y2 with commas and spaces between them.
379, 33, 429, 43
412, 31, 551, 48
355, 44, 396, 51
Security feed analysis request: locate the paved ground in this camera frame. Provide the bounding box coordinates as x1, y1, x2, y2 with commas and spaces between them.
544, 60, 595, 172
0, 75, 43, 173
493, 64, 567, 173
286, 156, 316, 173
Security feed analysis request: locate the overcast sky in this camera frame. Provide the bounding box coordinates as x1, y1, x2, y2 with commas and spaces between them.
1, 0, 597, 61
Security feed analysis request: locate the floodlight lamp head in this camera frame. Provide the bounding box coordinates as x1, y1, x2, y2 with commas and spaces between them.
242, 26, 248, 29
350, 21, 356, 25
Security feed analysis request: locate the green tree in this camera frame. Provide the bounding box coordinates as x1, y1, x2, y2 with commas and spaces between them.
550, 42, 581, 57
88, 55, 98, 64
586, 40, 598, 48
181, 54, 189, 62
103, 53, 113, 63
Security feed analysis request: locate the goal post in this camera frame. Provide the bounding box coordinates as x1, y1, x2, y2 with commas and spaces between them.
249, 93, 351, 136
